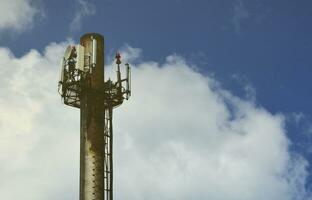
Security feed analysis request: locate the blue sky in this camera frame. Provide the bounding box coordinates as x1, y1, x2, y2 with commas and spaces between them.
4, 0, 312, 113
0, 0, 312, 199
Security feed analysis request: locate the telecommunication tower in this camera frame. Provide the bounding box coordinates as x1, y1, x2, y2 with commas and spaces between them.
58, 33, 131, 200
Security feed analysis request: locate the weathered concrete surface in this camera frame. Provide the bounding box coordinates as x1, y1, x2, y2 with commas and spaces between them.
80, 33, 105, 200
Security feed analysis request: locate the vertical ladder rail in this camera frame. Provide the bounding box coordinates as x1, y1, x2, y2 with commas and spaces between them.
104, 107, 113, 200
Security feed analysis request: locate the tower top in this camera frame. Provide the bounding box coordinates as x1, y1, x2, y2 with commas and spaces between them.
81, 32, 104, 39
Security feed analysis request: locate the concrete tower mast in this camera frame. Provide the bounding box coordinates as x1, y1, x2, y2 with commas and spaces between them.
58, 33, 131, 200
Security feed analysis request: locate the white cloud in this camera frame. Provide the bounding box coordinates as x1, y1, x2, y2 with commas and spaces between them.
0, 0, 42, 33
0, 43, 311, 200
70, 0, 96, 32
0, 41, 80, 200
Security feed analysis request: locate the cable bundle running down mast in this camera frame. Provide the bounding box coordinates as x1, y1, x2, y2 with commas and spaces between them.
58, 33, 131, 200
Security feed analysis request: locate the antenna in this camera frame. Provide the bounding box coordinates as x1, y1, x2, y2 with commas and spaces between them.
59, 58, 65, 83
116, 52, 122, 98
75, 44, 85, 71
125, 63, 131, 99
64, 45, 74, 60
58, 58, 65, 95
58, 33, 131, 200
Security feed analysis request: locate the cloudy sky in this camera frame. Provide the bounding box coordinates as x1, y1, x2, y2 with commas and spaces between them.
0, 0, 312, 199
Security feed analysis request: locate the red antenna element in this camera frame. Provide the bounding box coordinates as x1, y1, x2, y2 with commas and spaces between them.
115, 52, 121, 65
